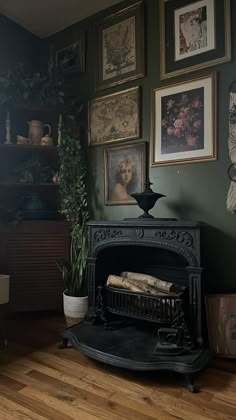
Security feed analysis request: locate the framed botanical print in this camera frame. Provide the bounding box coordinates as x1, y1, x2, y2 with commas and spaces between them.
88, 86, 141, 147
95, 1, 144, 91
104, 142, 146, 205
151, 73, 216, 166
160, 0, 231, 79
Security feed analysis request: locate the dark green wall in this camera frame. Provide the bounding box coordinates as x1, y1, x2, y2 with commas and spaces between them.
0, 15, 47, 142
49, 0, 236, 293
0, 14, 46, 75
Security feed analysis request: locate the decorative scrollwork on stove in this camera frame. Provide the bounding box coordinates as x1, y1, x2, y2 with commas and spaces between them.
93, 229, 123, 242
131, 227, 144, 239
154, 240, 196, 266
155, 230, 194, 248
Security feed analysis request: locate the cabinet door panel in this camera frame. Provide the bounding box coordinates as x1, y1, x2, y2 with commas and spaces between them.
3, 221, 69, 312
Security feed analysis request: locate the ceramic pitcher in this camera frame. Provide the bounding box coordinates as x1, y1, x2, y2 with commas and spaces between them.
28, 120, 51, 145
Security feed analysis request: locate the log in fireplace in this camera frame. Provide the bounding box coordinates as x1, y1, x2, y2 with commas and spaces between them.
59, 219, 210, 392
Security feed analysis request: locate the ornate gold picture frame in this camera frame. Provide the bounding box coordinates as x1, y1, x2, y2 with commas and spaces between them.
160, 0, 231, 80
96, 1, 145, 91
104, 142, 146, 205
151, 73, 217, 166
88, 86, 141, 147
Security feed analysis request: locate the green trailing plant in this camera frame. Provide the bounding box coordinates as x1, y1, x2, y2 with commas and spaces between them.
57, 129, 89, 297
0, 62, 64, 107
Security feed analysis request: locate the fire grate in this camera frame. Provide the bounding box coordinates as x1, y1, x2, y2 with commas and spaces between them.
104, 285, 185, 324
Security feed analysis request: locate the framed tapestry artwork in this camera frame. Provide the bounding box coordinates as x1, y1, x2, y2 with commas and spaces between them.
104, 142, 146, 205
160, 0, 231, 79
88, 86, 141, 147
55, 33, 85, 75
151, 73, 216, 167
95, 1, 144, 91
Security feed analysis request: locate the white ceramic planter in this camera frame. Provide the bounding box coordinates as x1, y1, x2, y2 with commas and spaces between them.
63, 291, 88, 326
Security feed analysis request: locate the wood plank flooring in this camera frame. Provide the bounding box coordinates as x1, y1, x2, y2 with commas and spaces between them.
0, 314, 235, 419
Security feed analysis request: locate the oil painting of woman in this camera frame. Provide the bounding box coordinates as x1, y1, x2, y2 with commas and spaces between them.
104, 143, 146, 205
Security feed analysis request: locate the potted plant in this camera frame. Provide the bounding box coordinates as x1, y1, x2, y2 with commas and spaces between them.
0, 62, 64, 107
57, 128, 89, 326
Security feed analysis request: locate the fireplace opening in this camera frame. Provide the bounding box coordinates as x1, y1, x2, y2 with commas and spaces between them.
96, 244, 189, 289
93, 244, 196, 352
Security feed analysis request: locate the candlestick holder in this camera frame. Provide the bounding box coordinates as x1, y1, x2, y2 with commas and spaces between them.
130, 180, 166, 218
5, 114, 12, 144
57, 114, 62, 146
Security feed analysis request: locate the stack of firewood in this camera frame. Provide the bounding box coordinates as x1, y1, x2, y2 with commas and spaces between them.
106, 272, 176, 296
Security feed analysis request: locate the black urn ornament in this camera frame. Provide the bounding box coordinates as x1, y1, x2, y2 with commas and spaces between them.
130, 180, 165, 219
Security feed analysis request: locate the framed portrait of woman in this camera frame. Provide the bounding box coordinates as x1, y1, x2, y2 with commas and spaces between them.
104, 142, 146, 205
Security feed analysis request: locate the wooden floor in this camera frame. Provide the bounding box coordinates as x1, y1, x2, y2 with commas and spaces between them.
0, 315, 235, 420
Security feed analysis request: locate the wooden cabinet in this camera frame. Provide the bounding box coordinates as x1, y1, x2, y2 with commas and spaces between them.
0, 107, 68, 312
0, 104, 60, 213
0, 221, 69, 312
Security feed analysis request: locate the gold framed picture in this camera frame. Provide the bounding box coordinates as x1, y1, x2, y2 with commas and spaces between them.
95, 1, 145, 91
151, 73, 217, 166
54, 32, 85, 75
160, 0, 231, 79
88, 86, 141, 147
104, 142, 146, 205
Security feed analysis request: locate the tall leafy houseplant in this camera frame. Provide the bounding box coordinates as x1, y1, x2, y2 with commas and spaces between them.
58, 130, 89, 297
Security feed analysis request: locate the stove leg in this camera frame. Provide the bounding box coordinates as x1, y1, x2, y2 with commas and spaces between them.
184, 374, 198, 393
57, 338, 69, 349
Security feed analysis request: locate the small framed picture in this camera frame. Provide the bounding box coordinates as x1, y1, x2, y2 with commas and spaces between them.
104, 142, 146, 205
151, 73, 216, 167
96, 1, 144, 91
160, 0, 231, 79
55, 33, 85, 75
88, 86, 141, 147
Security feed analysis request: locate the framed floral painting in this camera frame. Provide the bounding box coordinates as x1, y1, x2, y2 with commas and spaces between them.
160, 0, 231, 79
104, 142, 146, 205
151, 73, 216, 166
88, 86, 141, 147
95, 1, 144, 91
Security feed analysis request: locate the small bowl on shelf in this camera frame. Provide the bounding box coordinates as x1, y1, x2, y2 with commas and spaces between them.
17, 135, 30, 145
40, 136, 54, 146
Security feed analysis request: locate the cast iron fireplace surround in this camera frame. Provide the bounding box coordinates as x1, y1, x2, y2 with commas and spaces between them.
60, 219, 210, 392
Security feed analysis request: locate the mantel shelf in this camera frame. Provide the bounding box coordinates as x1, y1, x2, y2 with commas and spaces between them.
0, 183, 59, 188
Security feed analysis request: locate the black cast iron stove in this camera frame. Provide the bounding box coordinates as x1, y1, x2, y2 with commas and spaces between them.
59, 219, 210, 392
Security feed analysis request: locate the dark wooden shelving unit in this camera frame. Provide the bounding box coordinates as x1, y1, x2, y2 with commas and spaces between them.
0, 143, 58, 155
0, 105, 68, 313
0, 183, 59, 188
0, 143, 57, 150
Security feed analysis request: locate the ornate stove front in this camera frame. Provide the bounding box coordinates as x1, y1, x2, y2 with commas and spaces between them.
59, 220, 210, 392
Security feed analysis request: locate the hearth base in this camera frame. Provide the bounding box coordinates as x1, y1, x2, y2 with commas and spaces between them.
58, 320, 210, 392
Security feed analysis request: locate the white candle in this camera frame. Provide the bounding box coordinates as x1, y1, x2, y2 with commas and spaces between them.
58, 114, 62, 146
